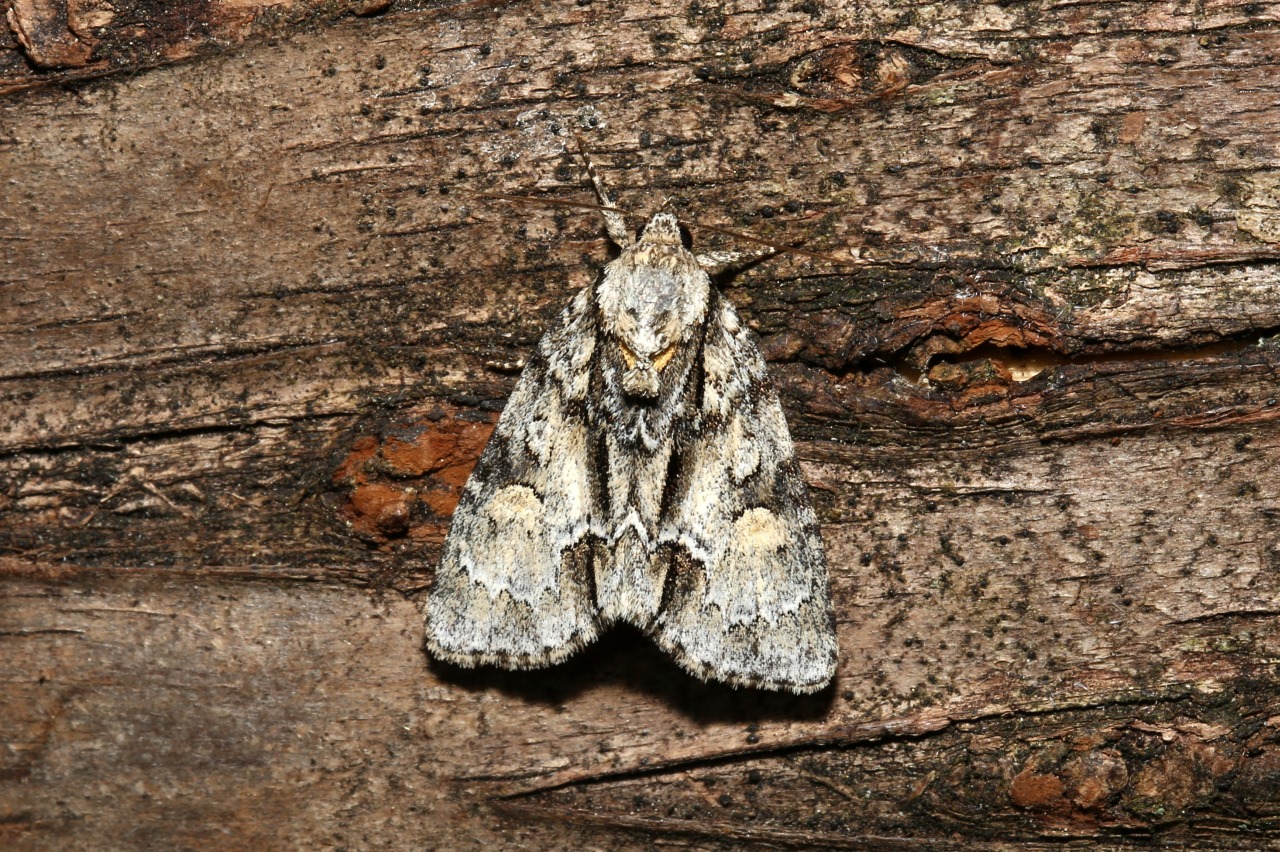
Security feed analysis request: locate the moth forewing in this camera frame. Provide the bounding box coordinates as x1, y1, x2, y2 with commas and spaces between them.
650, 290, 836, 693
423, 290, 603, 669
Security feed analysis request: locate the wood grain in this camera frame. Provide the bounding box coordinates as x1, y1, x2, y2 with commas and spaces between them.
3, 0, 1280, 847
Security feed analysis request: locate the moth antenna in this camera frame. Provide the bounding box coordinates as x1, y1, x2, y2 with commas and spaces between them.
695, 245, 777, 276
464, 190, 846, 266
686, 219, 846, 266
571, 132, 634, 247
466, 189, 645, 251
466, 188, 626, 218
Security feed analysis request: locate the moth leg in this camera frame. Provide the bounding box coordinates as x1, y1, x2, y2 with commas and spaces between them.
695, 246, 777, 276
574, 135, 633, 248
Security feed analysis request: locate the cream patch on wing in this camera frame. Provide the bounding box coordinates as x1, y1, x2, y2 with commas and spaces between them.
487, 483, 542, 523
463, 484, 552, 598
693, 507, 797, 623
732, 507, 787, 554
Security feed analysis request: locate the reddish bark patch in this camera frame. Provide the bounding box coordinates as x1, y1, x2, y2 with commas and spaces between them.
1009, 767, 1065, 809
1062, 749, 1129, 810
346, 483, 411, 538
333, 406, 496, 546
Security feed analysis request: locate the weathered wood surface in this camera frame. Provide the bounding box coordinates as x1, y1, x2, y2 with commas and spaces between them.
3, 0, 1280, 848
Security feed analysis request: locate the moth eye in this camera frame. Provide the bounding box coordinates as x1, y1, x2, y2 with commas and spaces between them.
651, 341, 679, 372
617, 340, 638, 369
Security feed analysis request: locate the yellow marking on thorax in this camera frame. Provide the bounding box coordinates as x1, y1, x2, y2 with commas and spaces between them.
618, 340, 638, 369
652, 342, 678, 372
617, 339, 680, 372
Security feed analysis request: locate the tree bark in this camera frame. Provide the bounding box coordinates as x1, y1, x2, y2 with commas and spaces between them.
3, 0, 1280, 848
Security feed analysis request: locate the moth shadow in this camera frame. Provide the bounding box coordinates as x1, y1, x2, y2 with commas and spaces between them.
425, 625, 835, 724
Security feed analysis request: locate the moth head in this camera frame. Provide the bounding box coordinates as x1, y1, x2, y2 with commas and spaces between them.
638, 212, 683, 246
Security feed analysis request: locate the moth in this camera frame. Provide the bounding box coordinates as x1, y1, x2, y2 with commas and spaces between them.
425, 151, 836, 693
